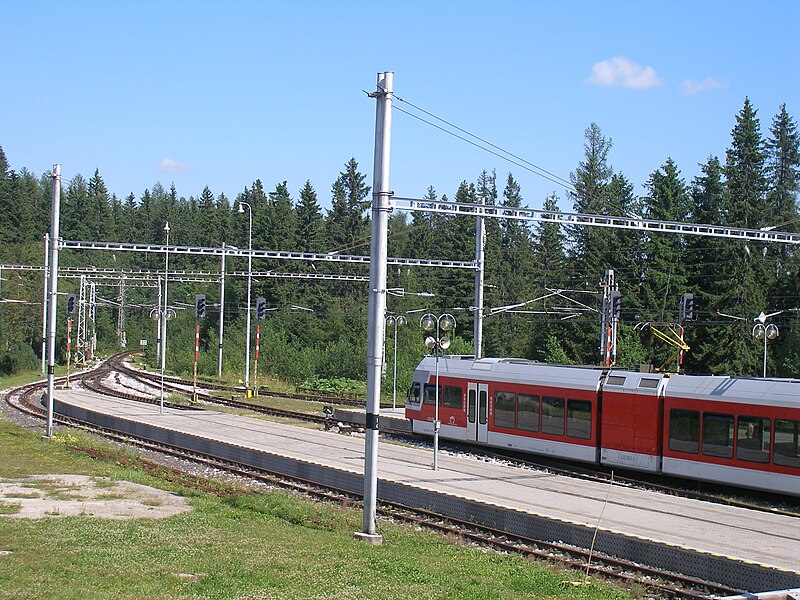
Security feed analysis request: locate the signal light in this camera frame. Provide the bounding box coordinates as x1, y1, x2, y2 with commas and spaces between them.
680, 292, 695, 321
609, 291, 621, 319
195, 294, 206, 319
256, 297, 267, 321
66, 294, 76, 315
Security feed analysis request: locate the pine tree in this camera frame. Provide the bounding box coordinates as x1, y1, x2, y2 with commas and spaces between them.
0, 147, 12, 245
295, 180, 324, 253
568, 123, 614, 292
640, 158, 690, 322
529, 193, 569, 361
697, 99, 770, 375
266, 181, 297, 252
195, 186, 217, 247
87, 168, 113, 240
766, 104, 800, 374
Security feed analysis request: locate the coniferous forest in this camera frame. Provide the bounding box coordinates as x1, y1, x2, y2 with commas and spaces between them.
0, 97, 798, 394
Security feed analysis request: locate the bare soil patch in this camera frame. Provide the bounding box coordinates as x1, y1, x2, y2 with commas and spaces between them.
0, 474, 192, 519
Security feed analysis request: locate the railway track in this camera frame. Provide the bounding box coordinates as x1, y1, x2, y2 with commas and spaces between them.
0, 355, 766, 598
71, 353, 800, 517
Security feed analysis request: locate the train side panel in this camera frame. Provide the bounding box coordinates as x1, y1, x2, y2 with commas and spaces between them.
662, 375, 800, 496
600, 372, 665, 473
406, 356, 604, 464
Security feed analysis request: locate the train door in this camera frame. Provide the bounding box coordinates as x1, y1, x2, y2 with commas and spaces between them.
467, 382, 489, 443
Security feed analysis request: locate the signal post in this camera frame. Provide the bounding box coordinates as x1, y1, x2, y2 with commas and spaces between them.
193, 294, 206, 403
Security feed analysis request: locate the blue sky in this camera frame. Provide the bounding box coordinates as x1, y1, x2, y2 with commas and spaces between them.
2, 1, 799, 212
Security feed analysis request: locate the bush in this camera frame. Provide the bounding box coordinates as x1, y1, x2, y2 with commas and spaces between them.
0, 343, 40, 376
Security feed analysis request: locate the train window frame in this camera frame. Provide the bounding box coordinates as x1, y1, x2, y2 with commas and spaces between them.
422, 384, 438, 406
494, 390, 516, 429
408, 382, 421, 406
702, 412, 734, 459
669, 409, 700, 454
566, 399, 592, 440
774, 419, 800, 469
467, 388, 476, 423
443, 385, 463, 409
478, 388, 488, 425
736, 416, 771, 464
517, 393, 539, 432
541, 396, 565, 436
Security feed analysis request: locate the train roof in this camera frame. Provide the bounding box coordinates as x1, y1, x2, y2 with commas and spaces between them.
665, 373, 800, 409
416, 355, 605, 391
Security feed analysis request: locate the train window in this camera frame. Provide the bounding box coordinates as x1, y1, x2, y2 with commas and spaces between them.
567, 399, 592, 439
494, 391, 516, 429
479, 389, 488, 425
407, 382, 421, 405
443, 385, 463, 409
669, 409, 699, 454
423, 384, 438, 406
468, 388, 476, 423
606, 376, 626, 386
517, 393, 539, 432
736, 417, 771, 464
702, 413, 734, 459
541, 396, 565, 436
774, 419, 800, 469
638, 378, 659, 389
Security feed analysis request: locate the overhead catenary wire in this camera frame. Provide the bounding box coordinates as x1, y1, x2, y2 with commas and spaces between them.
393, 95, 575, 191
392, 104, 574, 193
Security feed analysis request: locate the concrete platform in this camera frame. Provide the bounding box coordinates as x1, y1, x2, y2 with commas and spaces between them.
51, 388, 800, 592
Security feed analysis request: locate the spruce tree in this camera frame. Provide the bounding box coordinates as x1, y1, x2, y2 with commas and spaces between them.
295, 180, 324, 253
640, 158, 690, 322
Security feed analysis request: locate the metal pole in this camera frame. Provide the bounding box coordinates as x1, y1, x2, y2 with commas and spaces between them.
473, 195, 485, 358
242, 205, 253, 391
433, 347, 440, 471
45, 164, 61, 438
218, 242, 226, 378
392, 319, 398, 410
763, 334, 768, 378
159, 223, 170, 414
156, 277, 162, 362
360, 71, 393, 544
41, 233, 49, 375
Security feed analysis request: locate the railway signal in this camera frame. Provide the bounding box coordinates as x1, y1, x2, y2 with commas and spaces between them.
680, 293, 694, 321
609, 290, 622, 320
195, 294, 206, 319
66, 293, 76, 315
256, 297, 267, 321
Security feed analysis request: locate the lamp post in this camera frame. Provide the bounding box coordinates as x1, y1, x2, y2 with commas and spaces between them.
237, 201, 253, 393
753, 312, 779, 378
384, 314, 407, 410
420, 312, 456, 471
159, 222, 170, 414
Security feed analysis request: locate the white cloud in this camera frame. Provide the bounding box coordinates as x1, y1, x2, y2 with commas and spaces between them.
158, 158, 191, 173
586, 56, 663, 89
681, 78, 723, 95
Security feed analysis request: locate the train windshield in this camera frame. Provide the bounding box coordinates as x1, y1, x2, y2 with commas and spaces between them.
406, 382, 421, 406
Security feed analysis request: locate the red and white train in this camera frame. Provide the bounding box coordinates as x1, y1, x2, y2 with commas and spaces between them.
405, 356, 800, 497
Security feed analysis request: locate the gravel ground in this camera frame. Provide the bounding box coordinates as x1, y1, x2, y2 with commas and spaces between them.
0, 381, 278, 509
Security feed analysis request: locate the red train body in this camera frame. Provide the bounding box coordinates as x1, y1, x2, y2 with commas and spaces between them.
405, 356, 800, 497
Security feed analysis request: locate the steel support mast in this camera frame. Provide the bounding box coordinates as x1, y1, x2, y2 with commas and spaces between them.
359, 71, 392, 545
45, 165, 61, 438
473, 195, 486, 358
218, 242, 227, 377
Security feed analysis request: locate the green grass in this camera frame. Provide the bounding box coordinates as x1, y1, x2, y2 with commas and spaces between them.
0, 418, 637, 599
